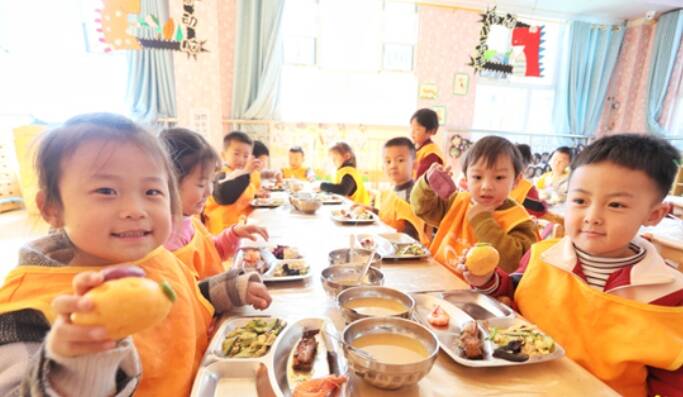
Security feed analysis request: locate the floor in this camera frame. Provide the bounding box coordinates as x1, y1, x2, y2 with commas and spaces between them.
0, 209, 49, 281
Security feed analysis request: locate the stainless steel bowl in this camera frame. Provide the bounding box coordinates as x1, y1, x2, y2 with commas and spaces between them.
328, 248, 382, 268
289, 193, 321, 214
320, 266, 384, 298
342, 317, 439, 390
337, 286, 415, 323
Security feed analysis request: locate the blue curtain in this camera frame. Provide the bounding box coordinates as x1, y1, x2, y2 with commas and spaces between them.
554, 21, 625, 135
126, 0, 177, 123
232, 0, 285, 121
646, 9, 683, 134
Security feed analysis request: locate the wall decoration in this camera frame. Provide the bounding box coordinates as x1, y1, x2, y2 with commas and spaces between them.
468, 7, 544, 79
418, 83, 438, 99
97, 0, 207, 58
453, 73, 469, 95
431, 106, 446, 125
448, 133, 474, 160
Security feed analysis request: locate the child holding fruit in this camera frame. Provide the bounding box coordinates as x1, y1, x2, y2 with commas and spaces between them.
160, 128, 270, 279
410, 136, 538, 273
461, 134, 683, 397
0, 114, 271, 397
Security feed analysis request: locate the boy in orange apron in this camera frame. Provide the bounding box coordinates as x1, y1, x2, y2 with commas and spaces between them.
410, 108, 444, 179
461, 134, 683, 397
411, 136, 538, 273
282, 146, 315, 181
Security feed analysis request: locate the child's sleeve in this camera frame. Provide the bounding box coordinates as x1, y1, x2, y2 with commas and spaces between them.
648, 366, 683, 397
470, 214, 537, 273
409, 176, 457, 227
320, 175, 356, 196
522, 186, 548, 218
212, 226, 240, 261
198, 270, 263, 313
213, 173, 251, 205
474, 250, 532, 299
415, 153, 443, 179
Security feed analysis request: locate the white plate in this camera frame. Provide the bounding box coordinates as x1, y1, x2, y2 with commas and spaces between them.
250, 198, 286, 208
234, 248, 278, 275
330, 209, 377, 225
316, 193, 344, 205
263, 260, 312, 283
355, 233, 430, 260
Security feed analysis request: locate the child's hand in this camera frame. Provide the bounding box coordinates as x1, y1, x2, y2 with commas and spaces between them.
245, 157, 264, 174
425, 163, 452, 181
233, 224, 269, 241
467, 202, 496, 221
255, 189, 270, 198
456, 263, 495, 288
246, 282, 272, 310
46, 271, 115, 358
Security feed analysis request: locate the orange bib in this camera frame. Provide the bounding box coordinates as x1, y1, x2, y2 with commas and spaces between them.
379, 189, 430, 245
204, 166, 255, 234
0, 247, 214, 397
282, 167, 310, 180
429, 192, 533, 272
516, 239, 683, 397
510, 178, 533, 205
414, 141, 444, 179
336, 166, 370, 205
173, 217, 225, 279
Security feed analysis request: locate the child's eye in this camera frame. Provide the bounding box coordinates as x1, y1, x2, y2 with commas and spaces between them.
94, 187, 116, 196
571, 198, 585, 205
608, 202, 626, 209
496, 175, 507, 180
146, 189, 164, 196
471, 175, 482, 180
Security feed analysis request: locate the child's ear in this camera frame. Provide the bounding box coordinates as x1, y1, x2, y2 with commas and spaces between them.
513, 172, 523, 188
643, 202, 670, 227
36, 191, 64, 228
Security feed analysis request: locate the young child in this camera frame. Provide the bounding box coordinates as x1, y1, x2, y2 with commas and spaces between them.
410, 108, 444, 179
203, 131, 262, 234
320, 142, 370, 205
160, 128, 269, 279
461, 134, 683, 397
282, 146, 315, 181
0, 114, 271, 397
411, 136, 538, 273
510, 143, 548, 218
536, 146, 572, 204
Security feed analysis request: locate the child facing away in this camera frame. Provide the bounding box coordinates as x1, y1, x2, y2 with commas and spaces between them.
536, 145, 572, 204
411, 136, 538, 273
203, 131, 263, 234
282, 146, 315, 181
410, 108, 445, 179
0, 114, 271, 397
160, 128, 269, 279
510, 143, 548, 218
319, 142, 370, 205
460, 134, 683, 397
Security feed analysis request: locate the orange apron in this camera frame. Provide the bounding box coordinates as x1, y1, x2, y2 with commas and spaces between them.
379, 189, 430, 245
282, 167, 310, 180
204, 166, 255, 234
173, 217, 225, 279
335, 166, 370, 205
516, 239, 683, 397
510, 178, 533, 205
0, 246, 214, 397
414, 141, 444, 179
429, 192, 534, 272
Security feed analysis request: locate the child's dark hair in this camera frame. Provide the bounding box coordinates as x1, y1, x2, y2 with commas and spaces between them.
289, 146, 305, 155
253, 140, 269, 158
554, 146, 573, 161
35, 113, 181, 216
462, 136, 523, 177
384, 137, 416, 158
515, 144, 532, 167
159, 128, 220, 183
410, 108, 439, 132
223, 131, 252, 150
571, 134, 680, 200
330, 142, 357, 168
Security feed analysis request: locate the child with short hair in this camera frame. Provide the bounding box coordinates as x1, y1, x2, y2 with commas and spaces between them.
536, 146, 572, 204
461, 134, 683, 397
320, 142, 370, 205
411, 136, 538, 273
0, 114, 271, 397
410, 108, 444, 179
511, 143, 548, 218
203, 131, 262, 234
160, 128, 269, 279
282, 146, 315, 181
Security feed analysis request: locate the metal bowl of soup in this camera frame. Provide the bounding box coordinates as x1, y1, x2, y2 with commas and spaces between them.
320, 266, 384, 298
328, 248, 382, 268
337, 286, 415, 323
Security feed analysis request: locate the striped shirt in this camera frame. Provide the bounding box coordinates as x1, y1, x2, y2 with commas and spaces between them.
575, 243, 646, 290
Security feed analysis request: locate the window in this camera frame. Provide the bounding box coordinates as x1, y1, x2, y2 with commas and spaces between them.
472, 18, 566, 134
279, 0, 417, 124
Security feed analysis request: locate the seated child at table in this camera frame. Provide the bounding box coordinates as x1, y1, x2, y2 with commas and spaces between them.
160, 128, 269, 279
0, 113, 271, 397
461, 134, 683, 397
411, 136, 538, 273
203, 131, 263, 234
410, 108, 444, 179
536, 146, 572, 204
282, 146, 315, 181
511, 143, 548, 218
320, 142, 370, 205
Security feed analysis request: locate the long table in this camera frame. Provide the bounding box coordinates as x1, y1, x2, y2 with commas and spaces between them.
229, 193, 619, 396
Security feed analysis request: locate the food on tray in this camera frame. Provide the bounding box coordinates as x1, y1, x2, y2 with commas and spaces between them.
359, 237, 375, 250
351, 333, 428, 365
221, 318, 286, 358
334, 207, 373, 221
427, 305, 450, 327
395, 243, 427, 257
488, 323, 555, 360
71, 268, 176, 339
343, 297, 409, 317
241, 248, 269, 274
465, 243, 500, 276
458, 321, 484, 360
253, 197, 283, 206
272, 245, 302, 260
273, 261, 309, 277
492, 339, 528, 362
316, 192, 342, 203
293, 329, 320, 371
293, 375, 347, 397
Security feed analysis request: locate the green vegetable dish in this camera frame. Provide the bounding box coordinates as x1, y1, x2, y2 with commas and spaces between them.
487, 324, 555, 356
395, 243, 427, 257
221, 319, 286, 358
